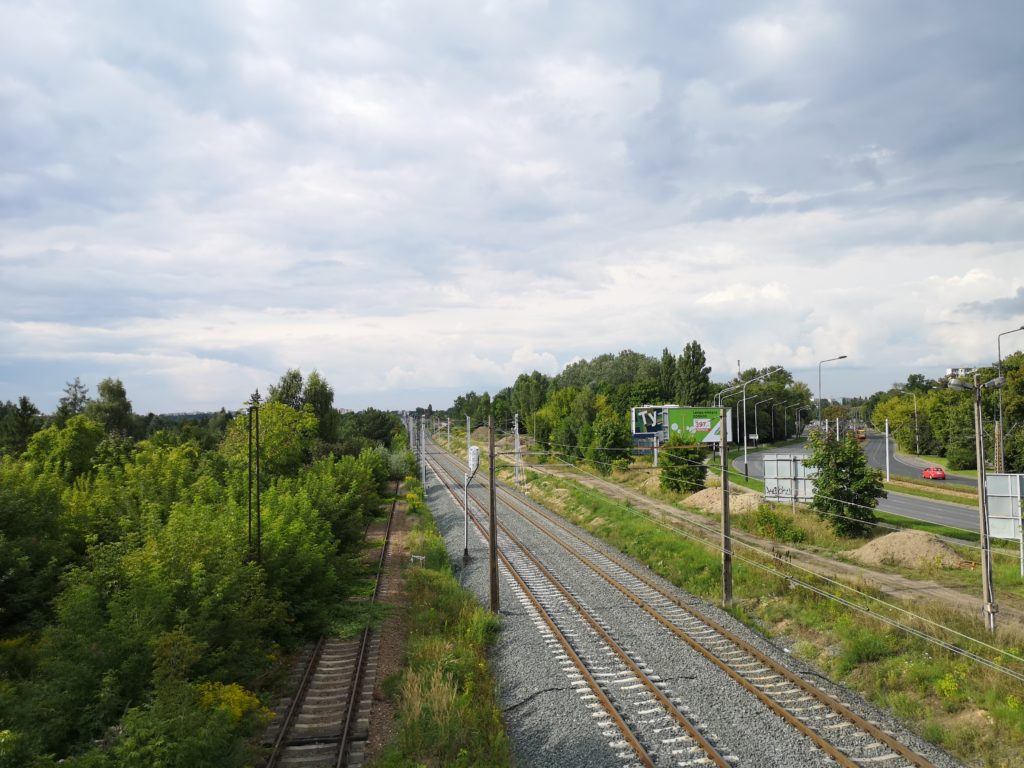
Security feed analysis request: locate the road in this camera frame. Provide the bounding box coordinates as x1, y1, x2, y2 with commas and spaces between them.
733, 436, 980, 533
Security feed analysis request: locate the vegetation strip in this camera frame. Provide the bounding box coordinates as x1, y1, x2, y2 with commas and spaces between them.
368, 478, 510, 768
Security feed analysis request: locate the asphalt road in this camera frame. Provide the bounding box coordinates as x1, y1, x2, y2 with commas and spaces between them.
732, 436, 980, 533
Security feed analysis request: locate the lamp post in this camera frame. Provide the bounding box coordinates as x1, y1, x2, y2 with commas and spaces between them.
740, 366, 783, 478
997, 326, 1024, 472
753, 398, 773, 446
817, 355, 847, 424
783, 402, 801, 438
950, 373, 1005, 632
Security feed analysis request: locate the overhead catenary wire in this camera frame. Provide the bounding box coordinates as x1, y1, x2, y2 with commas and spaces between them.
431, 437, 1024, 683
534, 437, 1014, 554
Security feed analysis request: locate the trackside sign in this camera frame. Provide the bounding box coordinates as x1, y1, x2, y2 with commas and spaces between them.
666, 407, 732, 445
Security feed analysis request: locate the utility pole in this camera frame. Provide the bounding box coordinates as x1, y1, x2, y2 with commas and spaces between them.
420, 415, 426, 486
972, 375, 997, 632
513, 412, 523, 485
466, 414, 471, 459
488, 415, 499, 613
720, 406, 732, 605
913, 391, 920, 455
247, 390, 262, 562
447, 417, 451, 451
884, 418, 891, 482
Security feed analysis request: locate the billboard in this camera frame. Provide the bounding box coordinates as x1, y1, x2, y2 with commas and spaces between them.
764, 454, 817, 503
666, 407, 732, 444
632, 405, 670, 436
986, 473, 1023, 542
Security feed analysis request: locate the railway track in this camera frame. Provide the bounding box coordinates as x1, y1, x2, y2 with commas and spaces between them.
427, 442, 944, 768
424, 450, 734, 767
265, 487, 399, 768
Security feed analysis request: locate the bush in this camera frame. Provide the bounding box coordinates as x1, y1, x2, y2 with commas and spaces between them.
659, 435, 706, 494
752, 505, 806, 543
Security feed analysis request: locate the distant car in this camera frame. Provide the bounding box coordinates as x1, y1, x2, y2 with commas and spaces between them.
922, 466, 946, 480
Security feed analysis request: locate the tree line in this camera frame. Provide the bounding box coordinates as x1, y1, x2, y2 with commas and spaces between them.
440, 341, 814, 473
0, 370, 411, 767
857, 353, 1024, 472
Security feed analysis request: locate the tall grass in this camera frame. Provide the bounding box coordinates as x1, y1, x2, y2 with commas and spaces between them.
370, 482, 510, 768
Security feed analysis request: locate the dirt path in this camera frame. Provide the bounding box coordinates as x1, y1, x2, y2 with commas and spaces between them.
525, 462, 1024, 632
363, 498, 411, 763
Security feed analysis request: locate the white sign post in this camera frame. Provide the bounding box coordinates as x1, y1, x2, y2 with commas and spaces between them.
764, 453, 818, 506
986, 473, 1024, 578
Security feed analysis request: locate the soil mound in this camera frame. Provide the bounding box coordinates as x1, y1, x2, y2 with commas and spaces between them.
848, 530, 961, 570
683, 487, 761, 514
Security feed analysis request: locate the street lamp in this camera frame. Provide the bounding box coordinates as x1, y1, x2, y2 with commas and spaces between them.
738, 366, 783, 478
949, 373, 1005, 632
997, 325, 1024, 472
753, 398, 773, 445
817, 355, 847, 425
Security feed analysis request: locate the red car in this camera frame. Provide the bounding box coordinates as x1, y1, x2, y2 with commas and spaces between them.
922, 466, 946, 480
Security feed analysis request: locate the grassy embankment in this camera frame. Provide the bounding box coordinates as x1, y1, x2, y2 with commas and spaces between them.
369, 477, 510, 768
515, 467, 1024, 767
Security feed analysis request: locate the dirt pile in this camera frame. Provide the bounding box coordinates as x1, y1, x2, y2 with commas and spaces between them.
848, 530, 961, 569
682, 487, 761, 514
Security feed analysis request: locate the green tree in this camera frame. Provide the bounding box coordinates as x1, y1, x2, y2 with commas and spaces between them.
86, 378, 133, 434
805, 431, 885, 536
586, 409, 631, 474
659, 433, 707, 494
220, 402, 317, 479
269, 369, 304, 409
55, 377, 90, 426
676, 340, 712, 406
658, 348, 677, 402
302, 370, 339, 442
23, 415, 106, 481
0, 396, 41, 455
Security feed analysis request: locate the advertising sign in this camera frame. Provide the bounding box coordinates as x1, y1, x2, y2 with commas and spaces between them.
764, 454, 817, 503
986, 473, 1023, 542
631, 406, 669, 436
665, 407, 732, 445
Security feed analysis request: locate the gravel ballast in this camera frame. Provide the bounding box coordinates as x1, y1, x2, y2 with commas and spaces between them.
423, 450, 964, 768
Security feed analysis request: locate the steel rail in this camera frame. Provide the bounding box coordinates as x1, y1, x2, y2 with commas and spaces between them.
336, 480, 400, 768
436, 442, 938, 768
425, 452, 728, 768
266, 481, 399, 768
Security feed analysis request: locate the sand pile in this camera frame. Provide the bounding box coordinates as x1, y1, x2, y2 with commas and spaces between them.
683, 487, 762, 514
848, 530, 961, 569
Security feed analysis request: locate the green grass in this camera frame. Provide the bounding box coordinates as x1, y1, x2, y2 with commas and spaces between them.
521, 470, 1024, 767
369, 479, 510, 768
884, 482, 976, 507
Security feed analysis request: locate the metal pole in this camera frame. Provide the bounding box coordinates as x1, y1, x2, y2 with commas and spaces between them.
770, 402, 775, 442
447, 417, 450, 451
817, 361, 823, 425
255, 397, 261, 563
463, 472, 470, 564
973, 376, 997, 632
720, 406, 732, 606
488, 415, 499, 613
913, 392, 920, 455
653, 435, 659, 468
742, 384, 748, 479
247, 403, 253, 554
885, 418, 891, 482
420, 415, 425, 486
998, 333, 1004, 473
466, 414, 470, 459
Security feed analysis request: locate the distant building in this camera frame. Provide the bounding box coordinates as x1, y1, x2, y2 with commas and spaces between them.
945, 367, 975, 378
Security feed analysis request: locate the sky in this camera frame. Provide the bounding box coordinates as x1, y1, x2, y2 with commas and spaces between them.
1, 1, 1022, 414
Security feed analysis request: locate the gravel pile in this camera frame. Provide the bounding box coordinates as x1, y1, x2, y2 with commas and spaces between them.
684, 486, 762, 514
848, 529, 962, 569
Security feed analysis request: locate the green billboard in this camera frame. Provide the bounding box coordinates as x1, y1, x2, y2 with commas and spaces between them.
666, 407, 731, 444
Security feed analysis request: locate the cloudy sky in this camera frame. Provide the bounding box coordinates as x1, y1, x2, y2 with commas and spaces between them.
2, 1, 1022, 413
